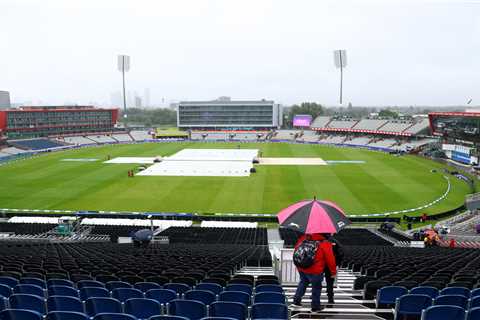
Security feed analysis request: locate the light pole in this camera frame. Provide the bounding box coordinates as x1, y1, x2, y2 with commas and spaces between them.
117, 55, 130, 127
333, 50, 347, 105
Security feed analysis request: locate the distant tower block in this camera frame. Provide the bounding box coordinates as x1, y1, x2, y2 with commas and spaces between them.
0, 91, 11, 109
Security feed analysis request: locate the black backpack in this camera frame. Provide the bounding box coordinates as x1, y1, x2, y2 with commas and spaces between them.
293, 239, 323, 268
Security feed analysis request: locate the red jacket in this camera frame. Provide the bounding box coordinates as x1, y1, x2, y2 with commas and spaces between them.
295, 233, 337, 276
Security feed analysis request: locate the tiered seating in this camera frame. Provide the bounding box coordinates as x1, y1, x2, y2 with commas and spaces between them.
62, 136, 96, 146
129, 131, 152, 141
1, 147, 27, 155
320, 135, 346, 144
112, 134, 133, 142
368, 139, 396, 148
380, 121, 414, 133
404, 118, 430, 135
0, 223, 56, 235
9, 139, 64, 150
310, 116, 331, 129
344, 136, 371, 146
272, 130, 296, 140
8, 217, 70, 224
159, 227, 268, 245
327, 119, 358, 129
354, 119, 388, 130
200, 221, 258, 228
85, 135, 116, 144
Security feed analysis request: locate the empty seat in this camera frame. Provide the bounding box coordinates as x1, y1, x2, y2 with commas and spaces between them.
254, 285, 283, 294
134, 282, 161, 293
96, 275, 120, 283
144, 276, 169, 286
13, 285, 44, 297
77, 281, 105, 289
0, 285, 12, 298
225, 285, 252, 296
47, 296, 84, 313
218, 291, 250, 306
124, 298, 162, 320
250, 303, 288, 320
80, 287, 110, 301
394, 294, 432, 320
434, 295, 469, 309
0, 277, 18, 288
410, 287, 440, 299
163, 283, 190, 295
184, 290, 216, 306
9, 294, 46, 315
106, 281, 133, 291
210, 302, 247, 320
149, 316, 189, 320
470, 296, 480, 309
47, 280, 74, 288
440, 287, 471, 298
48, 286, 79, 298
196, 283, 223, 295
92, 314, 137, 320
111, 288, 143, 302
145, 289, 177, 305
0, 298, 5, 311
20, 278, 46, 289
376, 286, 409, 308
0, 309, 43, 320
254, 292, 286, 305
421, 305, 466, 320
85, 297, 123, 316
169, 299, 207, 320
46, 311, 90, 320
467, 307, 480, 320
364, 280, 391, 299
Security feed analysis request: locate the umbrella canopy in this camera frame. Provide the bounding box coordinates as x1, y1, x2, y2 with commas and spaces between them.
277, 199, 350, 234
132, 229, 153, 241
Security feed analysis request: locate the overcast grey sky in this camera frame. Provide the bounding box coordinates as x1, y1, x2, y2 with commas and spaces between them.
1, 0, 479, 107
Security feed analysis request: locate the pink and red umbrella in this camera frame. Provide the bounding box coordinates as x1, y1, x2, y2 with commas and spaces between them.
277, 198, 350, 234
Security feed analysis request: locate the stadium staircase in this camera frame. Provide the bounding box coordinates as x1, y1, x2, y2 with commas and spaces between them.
236, 266, 392, 319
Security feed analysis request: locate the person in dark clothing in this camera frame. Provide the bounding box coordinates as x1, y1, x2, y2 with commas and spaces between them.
291, 233, 337, 312
324, 235, 344, 303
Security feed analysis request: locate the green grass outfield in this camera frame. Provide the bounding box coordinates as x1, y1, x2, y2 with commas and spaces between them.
0, 142, 474, 217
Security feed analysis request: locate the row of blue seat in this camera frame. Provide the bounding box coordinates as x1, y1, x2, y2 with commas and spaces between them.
377, 286, 480, 307
0, 297, 288, 320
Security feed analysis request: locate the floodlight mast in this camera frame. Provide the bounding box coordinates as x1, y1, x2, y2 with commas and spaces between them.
334, 50, 347, 105
118, 55, 130, 127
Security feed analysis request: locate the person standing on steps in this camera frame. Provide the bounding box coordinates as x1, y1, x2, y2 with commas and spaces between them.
324, 234, 344, 304
291, 232, 337, 313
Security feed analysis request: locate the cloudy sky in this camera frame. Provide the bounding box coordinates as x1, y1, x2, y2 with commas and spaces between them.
1, 0, 479, 107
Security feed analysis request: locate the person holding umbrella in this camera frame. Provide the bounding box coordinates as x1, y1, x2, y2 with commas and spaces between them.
278, 197, 351, 312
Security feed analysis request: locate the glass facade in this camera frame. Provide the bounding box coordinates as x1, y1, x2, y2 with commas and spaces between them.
178, 102, 277, 128
430, 114, 480, 143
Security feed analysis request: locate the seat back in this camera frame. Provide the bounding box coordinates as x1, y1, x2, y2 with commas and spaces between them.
254, 285, 283, 294
251, 303, 288, 320
92, 314, 137, 320
164, 283, 191, 295
410, 287, 440, 298
184, 290, 216, 305
210, 301, 247, 320
0, 309, 43, 320
254, 292, 286, 304
85, 297, 122, 316
47, 279, 74, 288
48, 286, 79, 298
421, 305, 466, 320
47, 296, 84, 313
19, 278, 46, 289
440, 287, 471, 298
9, 294, 46, 315
467, 307, 480, 320
134, 282, 161, 293
169, 299, 207, 320
13, 285, 44, 297
124, 298, 162, 319
218, 291, 250, 306
145, 289, 177, 304
111, 288, 143, 302
105, 281, 132, 291
376, 286, 408, 307
395, 294, 432, 317
0, 277, 19, 288
46, 311, 90, 320
196, 283, 223, 295
434, 295, 469, 309
225, 285, 252, 296
0, 285, 12, 298
77, 281, 105, 289
79, 287, 110, 301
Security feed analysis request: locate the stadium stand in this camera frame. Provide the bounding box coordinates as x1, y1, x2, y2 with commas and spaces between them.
9, 139, 65, 150
159, 227, 267, 245
404, 118, 430, 135
327, 119, 359, 129
353, 119, 388, 130
111, 133, 133, 142
85, 135, 116, 144
129, 131, 153, 141
61, 136, 96, 146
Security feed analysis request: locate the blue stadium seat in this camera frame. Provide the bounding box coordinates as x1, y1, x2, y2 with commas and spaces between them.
250, 303, 288, 320
9, 294, 46, 315
440, 287, 471, 298
77, 281, 105, 289
421, 305, 466, 320
467, 307, 480, 320
145, 289, 177, 305
471, 289, 480, 298
376, 286, 409, 308
124, 298, 162, 320
47, 296, 84, 313
47, 280, 74, 288
0, 297, 6, 311
48, 286, 79, 298
434, 295, 469, 309
85, 297, 123, 316
225, 285, 252, 296
111, 288, 144, 302
0, 278, 18, 288
209, 302, 247, 320
253, 292, 286, 304
0, 285, 12, 298
470, 296, 480, 309
149, 316, 189, 320
184, 290, 216, 306
254, 285, 283, 294
13, 284, 44, 297
164, 283, 190, 295
168, 299, 207, 320
80, 287, 111, 301
196, 283, 223, 295
0, 309, 43, 320
134, 282, 161, 293
394, 294, 433, 320
200, 318, 236, 320
106, 281, 133, 291
20, 278, 46, 289
92, 314, 137, 320
46, 311, 90, 320
218, 291, 250, 306
410, 287, 440, 299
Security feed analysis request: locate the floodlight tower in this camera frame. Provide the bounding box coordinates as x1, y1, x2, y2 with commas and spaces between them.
117, 55, 130, 126
333, 50, 347, 105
